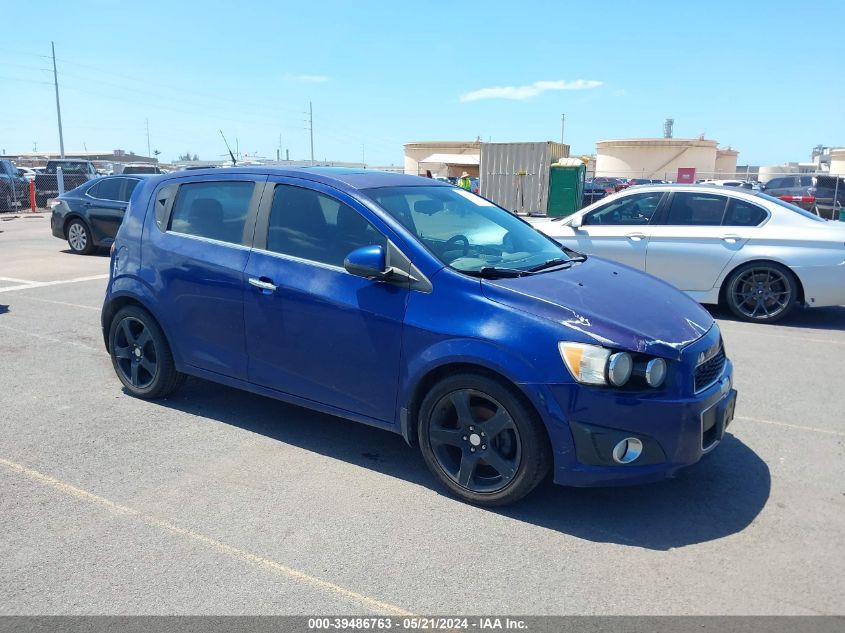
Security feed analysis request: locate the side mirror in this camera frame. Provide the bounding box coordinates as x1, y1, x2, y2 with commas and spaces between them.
344, 245, 387, 279
569, 214, 583, 228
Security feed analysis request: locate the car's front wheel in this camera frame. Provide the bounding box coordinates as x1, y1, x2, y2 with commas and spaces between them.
724, 262, 798, 323
108, 305, 185, 399
418, 372, 550, 506
66, 218, 95, 255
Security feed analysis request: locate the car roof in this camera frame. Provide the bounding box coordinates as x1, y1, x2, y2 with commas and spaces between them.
156, 166, 450, 191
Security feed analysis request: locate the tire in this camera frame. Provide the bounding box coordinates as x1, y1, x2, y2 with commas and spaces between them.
66, 218, 95, 255
724, 261, 798, 323
108, 305, 185, 399
417, 372, 550, 506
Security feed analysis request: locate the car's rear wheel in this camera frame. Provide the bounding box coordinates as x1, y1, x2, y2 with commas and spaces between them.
66, 218, 95, 255
418, 372, 550, 506
724, 262, 798, 323
109, 305, 185, 399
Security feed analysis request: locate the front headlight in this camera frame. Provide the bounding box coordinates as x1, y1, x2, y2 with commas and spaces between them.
559, 342, 612, 386
559, 342, 662, 388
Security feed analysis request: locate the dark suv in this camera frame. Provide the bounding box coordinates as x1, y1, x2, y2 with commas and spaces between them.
762, 174, 844, 219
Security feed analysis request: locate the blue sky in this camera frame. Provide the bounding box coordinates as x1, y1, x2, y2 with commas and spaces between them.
1, 1, 843, 166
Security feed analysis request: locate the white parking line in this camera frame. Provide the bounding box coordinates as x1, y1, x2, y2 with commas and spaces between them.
719, 327, 845, 347
0, 274, 108, 293
0, 323, 102, 353
736, 415, 845, 438
10, 295, 100, 311
0, 276, 38, 284
0, 457, 413, 616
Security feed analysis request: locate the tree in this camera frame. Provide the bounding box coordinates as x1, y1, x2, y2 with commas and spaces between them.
178, 151, 199, 161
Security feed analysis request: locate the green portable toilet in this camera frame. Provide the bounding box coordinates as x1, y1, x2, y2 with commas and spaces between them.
547, 159, 586, 217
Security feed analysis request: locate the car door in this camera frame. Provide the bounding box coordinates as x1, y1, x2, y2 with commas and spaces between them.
84, 177, 137, 244
243, 178, 408, 423
645, 191, 753, 292
564, 191, 665, 270
143, 174, 265, 379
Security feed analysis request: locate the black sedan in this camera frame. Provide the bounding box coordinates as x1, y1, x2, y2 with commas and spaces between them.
50, 175, 148, 254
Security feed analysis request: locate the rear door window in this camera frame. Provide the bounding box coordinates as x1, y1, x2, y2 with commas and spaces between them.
121, 178, 141, 202
168, 181, 254, 244
662, 192, 729, 225
92, 177, 123, 201
723, 199, 768, 226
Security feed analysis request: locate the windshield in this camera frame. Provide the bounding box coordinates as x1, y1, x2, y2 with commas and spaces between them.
755, 192, 827, 222
363, 185, 570, 273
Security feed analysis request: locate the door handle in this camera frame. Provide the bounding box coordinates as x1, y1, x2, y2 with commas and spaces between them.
626, 232, 646, 241
720, 234, 741, 244
248, 277, 277, 292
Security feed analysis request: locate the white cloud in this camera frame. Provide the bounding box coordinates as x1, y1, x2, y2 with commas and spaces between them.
460, 79, 602, 103
283, 73, 329, 83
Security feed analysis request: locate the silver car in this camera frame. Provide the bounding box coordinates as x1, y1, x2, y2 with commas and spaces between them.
531, 184, 845, 323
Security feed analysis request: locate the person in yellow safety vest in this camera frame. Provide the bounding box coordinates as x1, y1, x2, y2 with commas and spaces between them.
458, 171, 472, 190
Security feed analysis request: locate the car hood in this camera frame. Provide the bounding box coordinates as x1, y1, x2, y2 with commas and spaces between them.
481, 257, 713, 360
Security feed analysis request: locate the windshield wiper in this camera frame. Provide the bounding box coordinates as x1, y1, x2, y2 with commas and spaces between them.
472, 266, 535, 278
527, 257, 574, 272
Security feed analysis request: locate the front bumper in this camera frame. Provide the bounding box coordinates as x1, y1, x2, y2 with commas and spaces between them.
522, 329, 737, 487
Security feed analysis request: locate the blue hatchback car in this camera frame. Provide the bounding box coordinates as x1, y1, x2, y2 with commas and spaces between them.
102, 167, 736, 506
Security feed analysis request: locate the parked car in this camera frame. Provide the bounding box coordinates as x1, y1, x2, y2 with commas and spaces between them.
34, 159, 98, 207
18, 166, 38, 182
531, 184, 845, 323
101, 167, 736, 506
762, 175, 845, 219
591, 177, 624, 193
120, 163, 163, 175
582, 180, 609, 206
50, 175, 146, 254
0, 159, 29, 211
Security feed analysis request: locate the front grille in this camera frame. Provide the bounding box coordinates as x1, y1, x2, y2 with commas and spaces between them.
694, 342, 726, 393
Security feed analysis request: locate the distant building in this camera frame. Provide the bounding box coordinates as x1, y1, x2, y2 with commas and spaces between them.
6, 150, 158, 168
404, 141, 481, 178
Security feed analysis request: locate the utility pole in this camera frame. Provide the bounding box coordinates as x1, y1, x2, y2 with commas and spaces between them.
308, 101, 314, 165
560, 113, 565, 144
145, 119, 151, 158
51, 42, 65, 158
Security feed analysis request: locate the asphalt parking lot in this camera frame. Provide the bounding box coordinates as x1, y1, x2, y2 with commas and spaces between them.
1, 212, 843, 616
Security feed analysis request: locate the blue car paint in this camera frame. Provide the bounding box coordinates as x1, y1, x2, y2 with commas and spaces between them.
103, 167, 734, 488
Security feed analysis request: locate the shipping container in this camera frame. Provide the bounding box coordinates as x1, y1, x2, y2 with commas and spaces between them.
479, 142, 569, 214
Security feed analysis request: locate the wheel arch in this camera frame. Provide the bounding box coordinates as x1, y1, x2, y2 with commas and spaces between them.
717, 257, 805, 307
401, 361, 552, 458
101, 284, 181, 366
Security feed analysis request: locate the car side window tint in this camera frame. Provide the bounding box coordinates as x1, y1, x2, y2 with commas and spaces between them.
266, 185, 385, 267
799, 176, 813, 186
583, 192, 663, 226
723, 199, 767, 226
168, 181, 254, 244
122, 179, 140, 202
95, 177, 123, 201
86, 181, 101, 198
765, 178, 783, 189
663, 192, 728, 226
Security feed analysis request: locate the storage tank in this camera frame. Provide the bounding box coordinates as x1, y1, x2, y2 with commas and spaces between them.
830, 148, 845, 177
479, 141, 569, 214
758, 163, 800, 184
595, 138, 719, 180
715, 148, 739, 177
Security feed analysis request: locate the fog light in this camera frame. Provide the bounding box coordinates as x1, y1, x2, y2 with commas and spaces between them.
612, 437, 643, 464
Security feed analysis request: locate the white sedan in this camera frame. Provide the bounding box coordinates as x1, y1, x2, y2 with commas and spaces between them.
530, 184, 845, 323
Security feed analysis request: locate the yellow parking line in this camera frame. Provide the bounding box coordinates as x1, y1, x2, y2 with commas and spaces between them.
0, 458, 413, 616
736, 416, 845, 438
